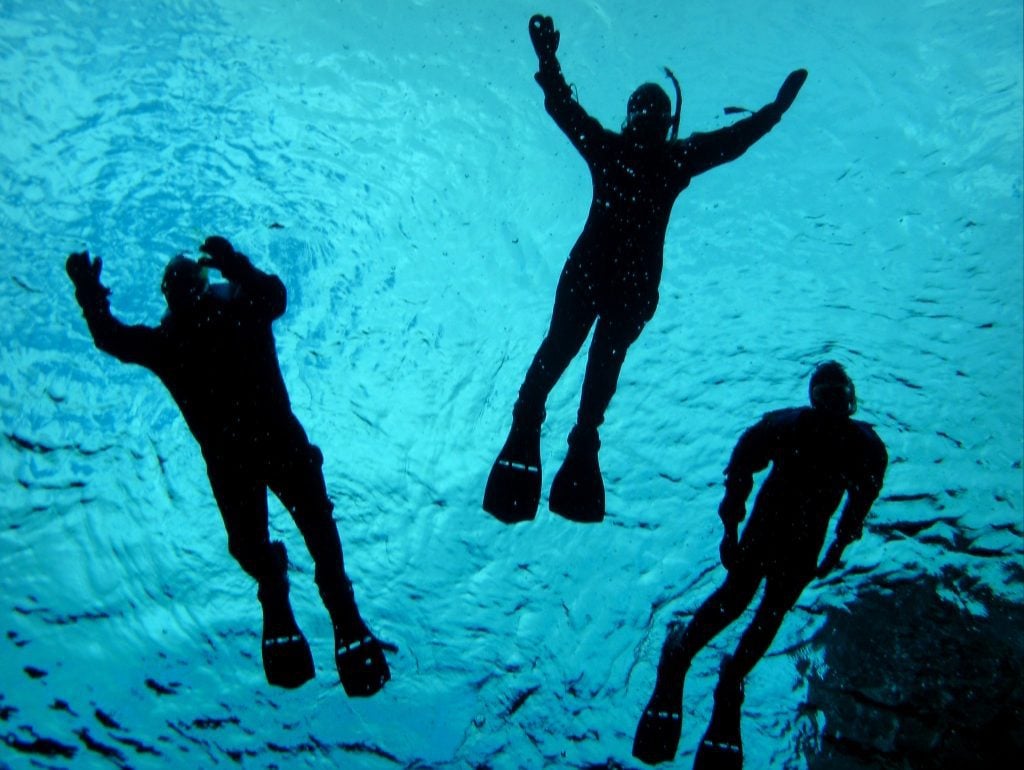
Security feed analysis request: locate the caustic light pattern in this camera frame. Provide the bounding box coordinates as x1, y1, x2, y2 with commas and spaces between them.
1, 1, 1021, 768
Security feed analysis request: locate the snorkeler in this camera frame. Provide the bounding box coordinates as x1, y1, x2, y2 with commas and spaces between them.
483, 14, 809, 524
66, 237, 391, 696
632, 362, 888, 767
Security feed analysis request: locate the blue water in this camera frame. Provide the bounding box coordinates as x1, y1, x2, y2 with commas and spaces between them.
1, 1, 1021, 768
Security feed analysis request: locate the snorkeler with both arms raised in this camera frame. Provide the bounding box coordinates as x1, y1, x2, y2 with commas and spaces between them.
633, 362, 888, 768
484, 14, 808, 524
66, 237, 391, 697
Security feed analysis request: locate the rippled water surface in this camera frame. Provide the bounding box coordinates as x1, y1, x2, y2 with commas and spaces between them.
1, 1, 1021, 768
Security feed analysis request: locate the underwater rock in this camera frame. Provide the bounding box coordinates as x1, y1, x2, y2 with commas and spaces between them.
797, 567, 1024, 769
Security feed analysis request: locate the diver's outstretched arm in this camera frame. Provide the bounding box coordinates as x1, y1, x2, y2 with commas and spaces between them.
66, 251, 159, 366
529, 15, 569, 104
773, 69, 807, 114
677, 69, 807, 178
199, 235, 286, 321
528, 14, 604, 157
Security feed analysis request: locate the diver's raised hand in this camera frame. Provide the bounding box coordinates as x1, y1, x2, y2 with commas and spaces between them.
198, 235, 234, 266
66, 250, 100, 287
774, 69, 807, 113
529, 14, 560, 60
66, 250, 110, 305
199, 235, 248, 280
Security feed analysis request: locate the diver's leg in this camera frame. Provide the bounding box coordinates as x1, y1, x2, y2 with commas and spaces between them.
207, 461, 313, 688
725, 575, 807, 682
271, 442, 390, 697
485, 268, 595, 522
207, 461, 274, 581
550, 314, 645, 522
269, 444, 352, 624
694, 577, 806, 768
575, 313, 645, 432
633, 568, 761, 765
658, 569, 763, 680
516, 266, 596, 416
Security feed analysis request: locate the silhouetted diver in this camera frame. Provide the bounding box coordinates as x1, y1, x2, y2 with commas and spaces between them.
632, 362, 888, 766
66, 237, 390, 696
484, 14, 808, 524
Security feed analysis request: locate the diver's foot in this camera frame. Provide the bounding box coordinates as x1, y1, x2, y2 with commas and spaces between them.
633, 685, 684, 765
693, 675, 745, 770
334, 624, 391, 697
549, 427, 604, 522
259, 575, 314, 689
693, 737, 743, 770
256, 542, 313, 689
483, 412, 543, 523
261, 624, 315, 689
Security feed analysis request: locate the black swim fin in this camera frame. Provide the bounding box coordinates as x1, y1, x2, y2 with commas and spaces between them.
633, 697, 683, 764
335, 628, 391, 697
258, 543, 314, 689
549, 426, 604, 523
261, 630, 315, 689
483, 414, 542, 523
693, 673, 745, 770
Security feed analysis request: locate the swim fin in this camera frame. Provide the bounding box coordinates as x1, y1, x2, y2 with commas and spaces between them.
693, 673, 745, 770
335, 627, 391, 697
483, 412, 542, 523
261, 629, 315, 689
258, 543, 314, 689
549, 426, 604, 522
633, 693, 683, 764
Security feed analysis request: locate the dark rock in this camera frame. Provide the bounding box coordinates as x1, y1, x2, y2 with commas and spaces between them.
798, 567, 1024, 769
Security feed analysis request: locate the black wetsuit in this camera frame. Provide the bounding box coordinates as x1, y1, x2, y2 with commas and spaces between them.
518, 57, 790, 430
725, 407, 887, 576
73, 257, 350, 611
668, 406, 888, 679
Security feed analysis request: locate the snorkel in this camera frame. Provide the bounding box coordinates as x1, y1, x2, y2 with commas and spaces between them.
663, 66, 682, 141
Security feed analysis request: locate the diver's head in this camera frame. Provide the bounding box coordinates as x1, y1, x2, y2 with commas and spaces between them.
161, 254, 208, 313
809, 361, 858, 417
623, 82, 673, 142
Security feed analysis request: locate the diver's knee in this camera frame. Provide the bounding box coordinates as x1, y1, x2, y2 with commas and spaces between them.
227, 535, 275, 579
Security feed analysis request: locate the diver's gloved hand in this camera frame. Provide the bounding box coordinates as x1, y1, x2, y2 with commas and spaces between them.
719, 524, 739, 571
66, 250, 110, 307
718, 493, 745, 528
717, 493, 743, 571
199, 235, 249, 281
529, 14, 560, 60
774, 69, 808, 113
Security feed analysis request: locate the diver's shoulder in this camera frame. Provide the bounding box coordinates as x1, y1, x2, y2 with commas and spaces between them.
756, 406, 808, 432
849, 416, 881, 434
762, 406, 807, 423
848, 417, 885, 445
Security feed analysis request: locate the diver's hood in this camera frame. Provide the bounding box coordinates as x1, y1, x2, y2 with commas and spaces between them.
624, 69, 681, 141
